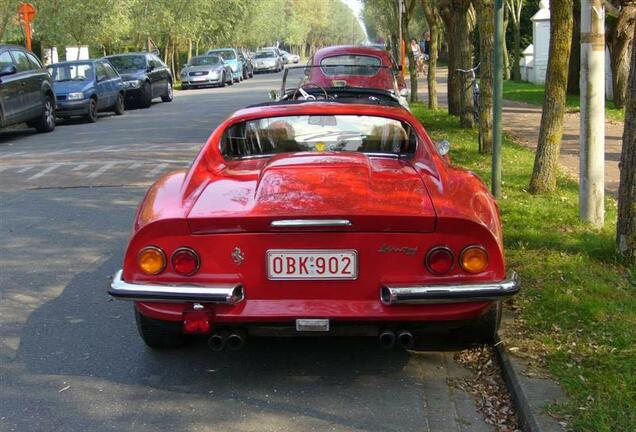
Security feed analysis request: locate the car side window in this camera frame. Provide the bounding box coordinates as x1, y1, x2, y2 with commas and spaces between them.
25, 52, 42, 70
10, 50, 31, 72
0, 51, 13, 68
152, 55, 165, 69
103, 62, 119, 79
95, 62, 108, 81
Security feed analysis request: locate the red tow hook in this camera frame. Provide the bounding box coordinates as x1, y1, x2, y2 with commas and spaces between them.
182, 303, 213, 334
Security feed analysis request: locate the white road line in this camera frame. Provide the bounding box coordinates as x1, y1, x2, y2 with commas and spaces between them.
28, 164, 61, 180
0, 151, 27, 159
128, 162, 143, 170
72, 163, 89, 171
17, 166, 34, 173
145, 163, 168, 178
88, 162, 116, 178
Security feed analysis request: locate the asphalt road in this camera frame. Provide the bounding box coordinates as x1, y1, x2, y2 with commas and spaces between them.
0, 72, 495, 432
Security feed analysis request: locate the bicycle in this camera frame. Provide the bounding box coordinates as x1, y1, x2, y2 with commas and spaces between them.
455, 63, 480, 125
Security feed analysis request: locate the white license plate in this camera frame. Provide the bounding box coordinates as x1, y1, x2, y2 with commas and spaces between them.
192, 76, 207, 81
267, 250, 357, 280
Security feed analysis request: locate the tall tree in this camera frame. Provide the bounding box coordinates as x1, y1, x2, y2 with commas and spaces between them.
475, 0, 494, 153
421, 0, 441, 109
0, 0, 20, 42
606, 0, 636, 110
617, 24, 636, 264
402, 0, 418, 103
529, 0, 573, 194
505, 0, 524, 82
567, 0, 581, 95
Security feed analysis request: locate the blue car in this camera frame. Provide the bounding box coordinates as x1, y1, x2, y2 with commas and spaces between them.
48, 59, 125, 122
206, 48, 243, 83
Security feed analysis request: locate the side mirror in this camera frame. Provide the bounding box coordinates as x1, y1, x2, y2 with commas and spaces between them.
399, 88, 409, 98
0, 64, 17, 77
146, 65, 154, 73
268, 90, 279, 101
435, 140, 450, 157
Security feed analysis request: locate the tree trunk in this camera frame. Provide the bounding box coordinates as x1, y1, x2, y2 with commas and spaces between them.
607, 2, 636, 109
422, 0, 440, 109
512, 19, 521, 81
187, 38, 192, 62
503, 8, 511, 80
403, 0, 418, 103
476, 0, 494, 153
529, 0, 573, 194
617, 24, 636, 264
567, 1, 581, 94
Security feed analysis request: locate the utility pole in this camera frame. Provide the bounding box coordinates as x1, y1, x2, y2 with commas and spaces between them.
492, 0, 504, 199
580, 0, 605, 226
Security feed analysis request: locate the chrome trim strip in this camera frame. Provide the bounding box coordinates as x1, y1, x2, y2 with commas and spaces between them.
108, 270, 244, 304
380, 271, 520, 305
270, 219, 352, 228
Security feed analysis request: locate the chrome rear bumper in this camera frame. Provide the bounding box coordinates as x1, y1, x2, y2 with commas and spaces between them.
381, 271, 520, 305
108, 270, 244, 304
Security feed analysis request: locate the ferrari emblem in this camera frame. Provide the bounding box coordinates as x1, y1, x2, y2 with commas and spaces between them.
231, 247, 244, 265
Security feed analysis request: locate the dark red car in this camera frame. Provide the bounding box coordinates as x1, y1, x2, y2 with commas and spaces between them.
109, 99, 519, 351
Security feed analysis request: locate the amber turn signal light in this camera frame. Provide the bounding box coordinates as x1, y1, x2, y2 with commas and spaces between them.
137, 246, 166, 275
172, 247, 200, 276
460, 245, 489, 273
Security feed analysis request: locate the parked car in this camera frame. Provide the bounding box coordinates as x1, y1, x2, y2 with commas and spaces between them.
103, 52, 173, 108
238, 51, 254, 80
109, 96, 520, 351
281, 50, 300, 64
0, 44, 55, 133
48, 60, 124, 122
179, 55, 233, 89
206, 48, 242, 83
253, 50, 283, 73
261, 46, 285, 65
307, 45, 408, 99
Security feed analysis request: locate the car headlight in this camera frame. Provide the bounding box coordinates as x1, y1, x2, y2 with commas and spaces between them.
209, 71, 220, 79
230, 64, 237, 72
124, 80, 141, 89
66, 92, 85, 101
180, 70, 187, 78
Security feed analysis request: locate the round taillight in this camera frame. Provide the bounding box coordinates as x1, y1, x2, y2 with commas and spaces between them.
460, 245, 489, 273
137, 246, 166, 275
426, 246, 455, 275
172, 248, 200, 276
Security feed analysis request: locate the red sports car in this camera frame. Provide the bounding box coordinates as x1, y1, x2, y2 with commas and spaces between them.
109, 97, 519, 351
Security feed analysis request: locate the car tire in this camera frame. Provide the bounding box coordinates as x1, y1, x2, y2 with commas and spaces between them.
182, 83, 189, 90
140, 82, 152, 108
86, 98, 98, 123
113, 93, 125, 115
460, 302, 502, 344
135, 309, 185, 349
219, 73, 226, 87
228, 74, 234, 86
161, 81, 173, 102
34, 95, 55, 133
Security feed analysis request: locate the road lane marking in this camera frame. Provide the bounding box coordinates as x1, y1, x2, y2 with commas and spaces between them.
128, 162, 143, 170
28, 164, 61, 180
17, 166, 33, 173
72, 164, 89, 171
145, 163, 168, 178
88, 162, 117, 178
0, 151, 27, 159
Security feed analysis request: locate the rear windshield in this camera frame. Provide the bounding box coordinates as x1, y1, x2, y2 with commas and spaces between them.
256, 51, 276, 59
221, 115, 416, 159
209, 50, 236, 60
190, 56, 222, 66
48, 63, 94, 81
107, 55, 146, 72
320, 55, 381, 76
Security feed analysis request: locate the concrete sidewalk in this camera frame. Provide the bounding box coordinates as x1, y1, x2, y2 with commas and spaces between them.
418, 68, 623, 195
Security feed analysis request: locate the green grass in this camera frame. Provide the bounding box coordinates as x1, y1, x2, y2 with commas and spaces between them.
412, 104, 635, 432
503, 80, 626, 122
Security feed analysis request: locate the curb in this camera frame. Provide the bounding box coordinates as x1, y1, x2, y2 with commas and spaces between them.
494, 337, 543, 432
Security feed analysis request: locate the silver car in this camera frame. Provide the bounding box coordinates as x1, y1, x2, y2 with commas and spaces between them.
253, 50, 283, 73
179, 55, 233, 89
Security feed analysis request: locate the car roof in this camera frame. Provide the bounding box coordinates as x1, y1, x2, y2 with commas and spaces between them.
313, 45, 389, 61
233, 101, 410, 122
50, 59, 99, 66
104, 52, 149, 58
208, 48, 236, 52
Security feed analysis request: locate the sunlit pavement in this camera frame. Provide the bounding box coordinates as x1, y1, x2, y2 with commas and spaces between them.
0, 72, 495, 431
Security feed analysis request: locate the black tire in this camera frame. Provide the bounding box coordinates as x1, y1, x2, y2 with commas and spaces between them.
161, 81, 173, 102
86, 97, 98, 123
134, 308, 185, 349
249, 70, 254, 78
219, 73, 226, 87
140, 82, 152, 108
228, 74, 234, 86
34, 95, 55, 133
113, 93, 125, 115
460, 302, 502, 344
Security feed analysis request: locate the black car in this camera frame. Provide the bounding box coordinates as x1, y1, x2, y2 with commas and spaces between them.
103, 52, 173, 108
238, 50, 254, 80
0, 44, 55, 133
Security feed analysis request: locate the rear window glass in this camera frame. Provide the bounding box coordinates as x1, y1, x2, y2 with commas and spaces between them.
256, 51, 276, 59
208, 50, 236, 60
320, 55, 381, 76
220, 115, 416, 159
107, 55, 147, 72
48, 63, 94, 81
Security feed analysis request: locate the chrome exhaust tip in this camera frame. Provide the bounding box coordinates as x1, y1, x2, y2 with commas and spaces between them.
226, 330, 246, 351
397, 330, 414, 349
378, 329, 396, 349
208, 331, 227, 352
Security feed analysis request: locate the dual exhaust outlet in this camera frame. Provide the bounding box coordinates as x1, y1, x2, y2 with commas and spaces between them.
379, 329, 415, 349
208, 330, 246, 351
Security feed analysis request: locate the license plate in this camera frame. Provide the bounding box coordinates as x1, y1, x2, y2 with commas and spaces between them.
267, 249, 357, 280
192, 76, 207, 81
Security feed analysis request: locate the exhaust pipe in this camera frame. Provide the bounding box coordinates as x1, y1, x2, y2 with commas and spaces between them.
226, 330, 246, 351
208, 330, 228, 352
378, 329, 396, 349
397, 330, 415, 349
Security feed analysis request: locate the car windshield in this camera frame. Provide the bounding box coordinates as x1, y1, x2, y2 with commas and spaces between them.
320, 55, 382, 76
107, 55, 146, 72
220, 115, 416, 159
48, 63, 94, 82
282, 65, 397, 94
255, 51, 276, 59
209, 50, 236, 60
190, 56, 222, 66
